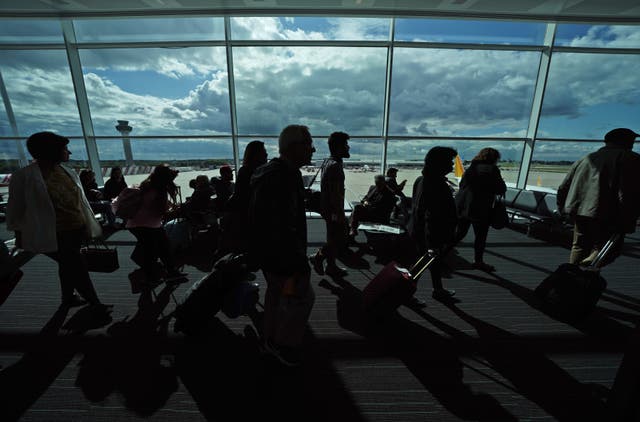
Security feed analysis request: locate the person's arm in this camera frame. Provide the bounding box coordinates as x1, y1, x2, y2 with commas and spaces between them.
556, 161, 578, 213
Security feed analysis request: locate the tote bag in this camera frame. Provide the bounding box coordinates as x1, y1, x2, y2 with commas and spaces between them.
490, 195, 509, 230
81, 239, 119, 273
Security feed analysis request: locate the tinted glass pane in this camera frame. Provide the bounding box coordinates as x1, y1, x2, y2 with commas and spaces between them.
80, 47, 231, 136
96, 137, 233, 162
0, 139, 23, 175
0, 19, 63, 44
231, 17, 389, 40
555, 24, 640, 48
74, 17, 225, 42
390, 48, 539, 137
233, 47, 387, 136
395, 19, 546, 45
386, 139, 524, 188
0, 50, 82, 136
531, 141, 602, 190
538, 53, 640, 139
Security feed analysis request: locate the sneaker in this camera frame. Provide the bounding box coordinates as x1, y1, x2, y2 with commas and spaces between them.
432, 288, 456, 301
309, 252, 325, 276
472, 262, 496, 272
264, 340, 302, 367
61, 294, 88, 308
325, 265, 348, 278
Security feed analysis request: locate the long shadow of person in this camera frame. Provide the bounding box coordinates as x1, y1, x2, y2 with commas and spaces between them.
0, 306, 74, 421
414, 303, 608, 421
175, 309, 367, 422
75, 284, 179, 417
318, 278, 516, 421
453, 270, 633, 345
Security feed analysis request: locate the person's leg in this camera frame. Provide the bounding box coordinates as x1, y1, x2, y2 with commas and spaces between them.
49, 228, 101, 305
570, 216, 596, 265
130, 227, 160, 282
310, 217, 329, 275
350, 204, 365, 235
454, 219, 472, 245
272, 271, 315, 348
262, 270, 281, 344
324, 219, 348, 276
472, 221, 490, 263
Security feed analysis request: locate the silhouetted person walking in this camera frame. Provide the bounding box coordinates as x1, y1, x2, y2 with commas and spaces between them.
249, 125, 316, 367
557, 127, 640, 266
454, 147, 506, 272
310, 131, 350, 278
408, 146, 458, 304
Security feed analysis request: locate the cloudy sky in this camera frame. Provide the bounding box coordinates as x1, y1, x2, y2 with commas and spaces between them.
0, 17, 639, 164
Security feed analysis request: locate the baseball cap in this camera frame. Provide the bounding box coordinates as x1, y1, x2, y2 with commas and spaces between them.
604, 128, 639, 144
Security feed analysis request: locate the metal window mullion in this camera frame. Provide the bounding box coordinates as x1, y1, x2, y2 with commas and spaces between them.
224, 16, 240, 171
61, 19, 103, 184
380, 18, 395, 174
517, 22, 556, 189
0, 70, 28, 167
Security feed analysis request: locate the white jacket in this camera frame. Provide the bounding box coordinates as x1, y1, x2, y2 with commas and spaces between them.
6, 163, 102, 253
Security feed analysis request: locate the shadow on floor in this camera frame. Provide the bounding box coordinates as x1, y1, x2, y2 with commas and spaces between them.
319, 278, 517, 421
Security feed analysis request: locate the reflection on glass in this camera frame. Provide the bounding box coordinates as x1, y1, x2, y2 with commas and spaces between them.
538, 53, 640, 139
233, 46, 387, 136
80, 47, 230, 136
73, 17, 225, 42
390, 48, 539, 137
0, 50, 82, 136
395, 18, 546, 45
530, 140, 604, 190
555, 24, 640, 48
231, 17, 389, 40
0, 19, 63, 44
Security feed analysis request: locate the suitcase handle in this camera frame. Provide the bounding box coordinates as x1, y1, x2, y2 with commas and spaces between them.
590, 233, 621, 269
409, 245, 454, 281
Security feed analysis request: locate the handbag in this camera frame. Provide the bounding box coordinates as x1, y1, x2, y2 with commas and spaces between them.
490, 195, 509, 230
81, 239, 120, 273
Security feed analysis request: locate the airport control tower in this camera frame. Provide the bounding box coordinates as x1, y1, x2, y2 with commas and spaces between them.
115, 120, 134, 167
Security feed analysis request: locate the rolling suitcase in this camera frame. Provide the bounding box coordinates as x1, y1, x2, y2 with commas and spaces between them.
363, 250, 440, 317
534, 234, 619, 321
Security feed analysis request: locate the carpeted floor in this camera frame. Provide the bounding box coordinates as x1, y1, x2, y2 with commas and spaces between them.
1, 218, 639, 421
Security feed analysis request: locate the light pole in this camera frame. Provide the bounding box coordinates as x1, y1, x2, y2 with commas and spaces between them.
115, 120, 133, 168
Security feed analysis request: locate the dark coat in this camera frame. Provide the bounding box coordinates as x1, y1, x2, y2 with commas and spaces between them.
455, 161, 506, 222
103, 178, 127, 201
248, 158, 310, 276
409, 170, 458, 252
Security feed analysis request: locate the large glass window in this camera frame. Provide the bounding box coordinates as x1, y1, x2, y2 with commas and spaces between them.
0, 19, 63, 44
233, 46, 387, 137
389, 48, 540, 137
79, 47, 231, 136
96, 137, 233, 162
538, 53, 640, 139
73, 17, 225, 43
555, 24, 640, 48
0, 50, 83, 137
231, 17, 390, 41
386, 139, 524, 188
395, 18, 546, 45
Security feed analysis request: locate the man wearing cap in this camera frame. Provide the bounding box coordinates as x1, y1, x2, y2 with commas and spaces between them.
557, 128, 640, 266
248, 124, 316, 367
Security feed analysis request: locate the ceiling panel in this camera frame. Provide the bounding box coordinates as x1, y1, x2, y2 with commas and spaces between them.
0, 0, 639, 22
